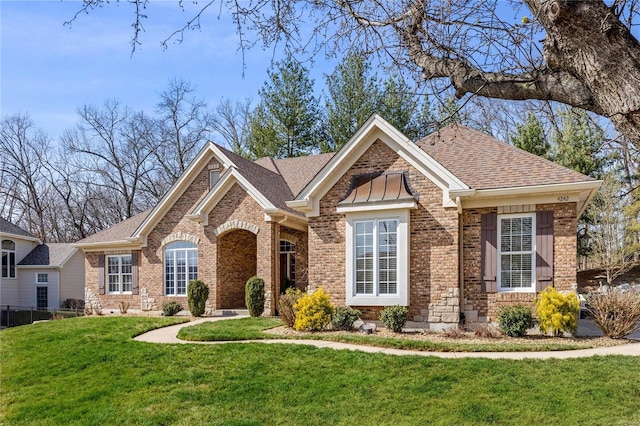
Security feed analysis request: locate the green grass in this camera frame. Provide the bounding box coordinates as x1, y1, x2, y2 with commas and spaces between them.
178, 317, 596, 352
2, 316, 639, 425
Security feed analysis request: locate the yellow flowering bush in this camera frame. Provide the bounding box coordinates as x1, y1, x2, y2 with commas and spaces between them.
535, 286, 580, 336
293, 287, 334, 331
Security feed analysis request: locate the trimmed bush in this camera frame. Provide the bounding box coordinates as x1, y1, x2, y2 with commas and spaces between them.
61, 298, 85, 310
380, 305, 408, 333
245, 276, 266, 317
536, 286, 580, 336
587, 291, 640, 339
293, 288, 334, 331
162, 301, 182, 317
496, 304, 535, 337
331, 306, 361, 331
187, 279, 209, 317
279, 287, 304, 328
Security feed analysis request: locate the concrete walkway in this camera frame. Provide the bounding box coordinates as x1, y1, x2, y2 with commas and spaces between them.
134, 314, 640, 360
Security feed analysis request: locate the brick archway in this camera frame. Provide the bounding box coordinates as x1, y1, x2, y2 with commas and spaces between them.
216, 229, 257, 309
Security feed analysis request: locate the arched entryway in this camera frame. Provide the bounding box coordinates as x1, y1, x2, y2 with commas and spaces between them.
216, 229, 257, 309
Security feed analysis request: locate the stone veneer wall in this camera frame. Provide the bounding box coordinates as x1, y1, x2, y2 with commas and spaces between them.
462, 202, 578, 323
307, 139, 460, 322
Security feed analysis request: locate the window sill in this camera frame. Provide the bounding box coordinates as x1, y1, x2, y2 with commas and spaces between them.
107, 292, 133, 295
346, 294, 408, 306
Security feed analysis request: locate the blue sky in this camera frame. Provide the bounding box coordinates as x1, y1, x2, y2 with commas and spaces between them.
1, 1, 339, 141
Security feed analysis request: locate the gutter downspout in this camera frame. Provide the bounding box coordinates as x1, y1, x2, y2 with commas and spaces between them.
456, 196, 464, 324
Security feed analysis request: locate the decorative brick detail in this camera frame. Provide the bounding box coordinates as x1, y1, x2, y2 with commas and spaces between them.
214, 220, 260, 237
161, 232, 199, 247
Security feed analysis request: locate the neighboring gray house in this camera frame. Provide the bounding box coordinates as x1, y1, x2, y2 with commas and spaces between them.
1, 218, 84, 309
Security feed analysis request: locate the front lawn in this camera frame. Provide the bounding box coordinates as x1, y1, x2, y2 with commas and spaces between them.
1, 316, 639, 425
178, 317, 604, 352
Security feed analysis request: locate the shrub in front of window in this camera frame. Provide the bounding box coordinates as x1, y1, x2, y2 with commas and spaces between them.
61, 298, 85, 310
587, 291, 640, 339
162, 301, 183, 317
279, 287, 303, 328
536, 286, 580, 336
293, 288, 334, 331
331, 306, 361, 331
245, 276, 265, 317
187, 279, 209, 317
380, 305, 408, 333
496, 304, 535, 337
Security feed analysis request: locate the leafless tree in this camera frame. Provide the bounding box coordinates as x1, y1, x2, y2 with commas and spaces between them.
211, 97, 253, 157
151, 78, 214, 193
0, 114, 55, 241
62, 100, 156, 223
67, 0, 640, 148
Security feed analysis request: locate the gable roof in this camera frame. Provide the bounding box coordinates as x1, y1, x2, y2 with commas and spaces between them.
18, 243, 77, 268
416, 124, 596, 190
289, 114, 469, 216
0, 218, 39, 242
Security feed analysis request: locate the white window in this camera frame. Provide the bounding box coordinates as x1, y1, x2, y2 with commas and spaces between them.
1, 239, 16, 279
165, 241, 198, 296
37, 273, 48, 283
346, 210, 409, 306
106, 255, 133, 294
498, 213, 536, 292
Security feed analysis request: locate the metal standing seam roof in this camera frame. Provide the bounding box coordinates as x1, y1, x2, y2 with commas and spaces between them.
339, 172, 417, 205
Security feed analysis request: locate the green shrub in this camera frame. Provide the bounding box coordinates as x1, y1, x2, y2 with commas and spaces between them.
245, 276, 265, 317
380, 305, 408, 333
587, 291, 640, 339
331, 306, 361, 331
60, 298, 85, 310
279, 287, 304, 328
293, 288, 334, 331
162, 301, 182, 316
187, 279, 209, 317
496, 305, 535, 337
536, 286, 580, 336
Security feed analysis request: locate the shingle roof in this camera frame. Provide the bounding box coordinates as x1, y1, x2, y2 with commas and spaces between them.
76, 210, 152, 244
217, 146, 296, 213
416, 124, 595, 190
0, 218, 36, 239
267, 153, 335, 196
18, 243, 76, 267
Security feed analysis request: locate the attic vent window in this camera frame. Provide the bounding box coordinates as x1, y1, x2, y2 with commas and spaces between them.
209, 167, 220, 189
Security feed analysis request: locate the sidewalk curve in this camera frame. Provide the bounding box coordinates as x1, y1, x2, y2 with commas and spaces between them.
134, 315, 640, 360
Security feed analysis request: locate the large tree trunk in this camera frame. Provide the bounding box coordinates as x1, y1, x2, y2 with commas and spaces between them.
404, 0, 640, 145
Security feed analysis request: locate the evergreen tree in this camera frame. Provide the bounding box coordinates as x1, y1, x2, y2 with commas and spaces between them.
247, 58, 323, 159
551, 108, 606, 178
510, 114, 551, 158
378, 75, 416, 136
324, 51, 380, 152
